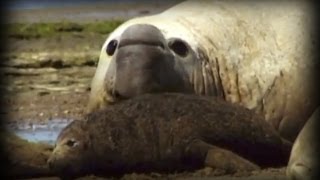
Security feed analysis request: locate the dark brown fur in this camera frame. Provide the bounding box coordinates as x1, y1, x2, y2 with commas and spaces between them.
48, 93, 292, 178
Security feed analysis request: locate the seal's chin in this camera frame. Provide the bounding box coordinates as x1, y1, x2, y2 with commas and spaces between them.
48, 160, 80, 179
56, 167, 83, 180
48, 158, 92, 180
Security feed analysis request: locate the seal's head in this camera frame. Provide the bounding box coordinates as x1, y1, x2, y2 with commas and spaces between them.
47, 120, 92, 178
112, 24, 193, 97
87, 21, 212, 112
47, 118, 126, 178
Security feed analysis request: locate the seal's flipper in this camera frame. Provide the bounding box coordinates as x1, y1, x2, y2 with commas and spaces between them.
205, 145, 261, 173
186, 139, 260, 173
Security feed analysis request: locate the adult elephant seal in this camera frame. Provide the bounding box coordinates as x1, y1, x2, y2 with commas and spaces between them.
286, 107, 319, 180
48, 93, 292, 179
87, 0, 319, 143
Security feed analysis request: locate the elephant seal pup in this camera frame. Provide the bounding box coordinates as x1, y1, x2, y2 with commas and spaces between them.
48, 93, 291, 179
87, 0, 319, 142
286, 107, 320, 180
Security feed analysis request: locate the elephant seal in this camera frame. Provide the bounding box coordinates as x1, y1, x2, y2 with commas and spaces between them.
87, 0, 319, 142
48, 93, 291, 179
286, 107, 320, 180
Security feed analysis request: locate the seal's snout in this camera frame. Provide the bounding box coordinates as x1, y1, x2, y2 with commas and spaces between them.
113, 24, 173, 98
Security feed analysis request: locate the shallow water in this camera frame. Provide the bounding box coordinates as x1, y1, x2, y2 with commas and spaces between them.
7, 0, 177, 10
7, 118, 73, 145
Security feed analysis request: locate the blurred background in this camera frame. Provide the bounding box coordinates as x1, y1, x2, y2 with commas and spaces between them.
1, 0, 183, 125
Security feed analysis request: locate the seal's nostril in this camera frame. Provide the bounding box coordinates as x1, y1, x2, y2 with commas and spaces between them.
118, 39, 165, 50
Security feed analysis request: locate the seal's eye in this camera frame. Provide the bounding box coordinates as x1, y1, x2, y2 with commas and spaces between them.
65, 139, 78, 148
106, 39, 118, 56
168, 38, 189, 57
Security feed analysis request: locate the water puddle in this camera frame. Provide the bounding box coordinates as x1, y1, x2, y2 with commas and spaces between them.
7, 118, 74, 145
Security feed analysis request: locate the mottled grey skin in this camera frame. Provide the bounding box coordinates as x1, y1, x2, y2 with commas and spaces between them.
48, 93, 292, 179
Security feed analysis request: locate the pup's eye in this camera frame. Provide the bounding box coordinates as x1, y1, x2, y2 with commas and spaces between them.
106, 39, 118, 56
65, 139, 78, 147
